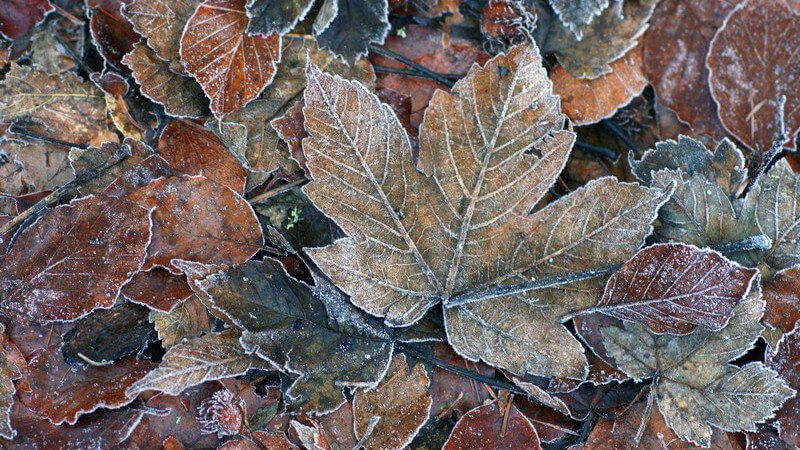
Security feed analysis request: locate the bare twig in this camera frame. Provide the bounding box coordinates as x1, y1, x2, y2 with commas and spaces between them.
9, 124, 89, 150
574, 140, 620, 161
369, 45, 456, 88
247, 178, 307, 204
373, 65, 465, 82
602, 120, 641, 154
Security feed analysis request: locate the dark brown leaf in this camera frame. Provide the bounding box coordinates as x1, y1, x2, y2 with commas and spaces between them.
766, 323, 800, 447
0, 0, 53, 40
122, 269, 194, 312
87, 0, 143, 71
443, 401, 540, 450
762, 266, 800, 333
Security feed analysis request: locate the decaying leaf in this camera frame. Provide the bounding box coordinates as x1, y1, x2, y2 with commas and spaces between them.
597, 284, 795, 446
551, 44, 647, 125
766, 324, 799, 447
302, 44, 669, 379
125, 175, 263, 273
549, 0, 614, 40
87, 0, 142, 72
0, 327, 22, 440
443, 401, 540, 449
127, 330, 259, 397
313, 0, 390, 64
0, 195, 151, 323
180, 0, 281, 119
598, 243, 758, 334
0, 0, 53, 40
220, 431, 299, 449
122, 269, 194, 313
540, 0, 657, 79
196, 259, 394, 414
150, 295, 212, 347
24, 347, 154, 425
643, 0, 739, 139
122, 0, 203, 63
0, 64, 118, 147
69, 138, 153, 196
0, 138, 73, 194
245, 0, 315, 36
122, 44, 208, 119
352, 354, 432, 449
762, 266, 800, 333
707, 0, 800, 162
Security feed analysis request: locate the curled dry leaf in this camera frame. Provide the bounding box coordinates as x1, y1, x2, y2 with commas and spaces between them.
642, 0, 738, 139
122, 43, 208, 119
0, 0, 53, 40
551, 44, 647, 126
150, 295, 213, 348
541, 0, 657, 79
549, 0, 613, 40
762, 266, 800, 333
156, 120, 247, 193
597, 285, 795, 446
597, 243, 758, 334
23, 347, 154, 425
707, 0, 800, 162
197, 259, 394, 414
122, 0, 203, 63
126, 175, 263, 273
352, 354, 432, 450
87, 0, 143, 71
245, 0, 315, 36
313, 0, 390, 64
302, 43, 669, 379
766, 323, 800, 447
69, 138, 154, 196
180, 0, 281, 119
0, 64, 118, 147
443, 401, 540, 450
126, 330, 259, 398
0, 195, 151, 323
122, 269, 194, 312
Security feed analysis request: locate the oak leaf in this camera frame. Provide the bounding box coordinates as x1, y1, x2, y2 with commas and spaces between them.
180, 0, 281, 119
122, 0, 203, 63
0, 195, 151, 323
597, 284, 795, 446
707, 0, 800, 164
245, 0, 315, 36
313, 0, 390, 64
352, 354, 432, 450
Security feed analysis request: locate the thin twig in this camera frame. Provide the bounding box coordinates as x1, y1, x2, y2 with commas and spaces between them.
76, 352, 114, 366
369, 45, 456, 88
247, 179, 307, 204
50, 32, 93, 76
602, 120, 641, 154
373, 65, 464, 81
574, 140, 620, 161
9, 124, 89, 150
633, 374, 659, 448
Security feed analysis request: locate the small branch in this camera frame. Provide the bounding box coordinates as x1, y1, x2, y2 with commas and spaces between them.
51, 32, 93, 76
574, 140, 620, 161
9, 124, 89, 150
0, 149, 131, 237
76, 352, 114, 366
373, 65, 464, 82
369, 45, 456, 88
396, 343, 528, 396
602, 120, 641, 154
712, 234, 772, 254
247, 179, 307, 204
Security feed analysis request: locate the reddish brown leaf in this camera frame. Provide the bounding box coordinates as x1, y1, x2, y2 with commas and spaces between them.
512, 397, 578, 443
271, 100, 310, 176
156, 120, 246, 193
316, 402, 358, 450
0, 195, 151, 323
552, 45, 647, 126
443, 401, 540, 450
220, 431, 299, 449
88, 0, 143, 71
643, 0, 738, 139
126, 175, 263, 273
707, 0, 800, 163
22, 347, 154, 425
429, 342, 495, 418
597, 243, 758, 334
122, 269, 194, 312
762, 266, 800, 334
0, 0, 53, 40
766, 324, 800, 447
151, 295, 212, 348
180, 0, 280, 119
103, 154, 177, 198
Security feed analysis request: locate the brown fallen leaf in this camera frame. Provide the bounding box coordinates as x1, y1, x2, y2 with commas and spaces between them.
69, 138, 154, 196
0, 137, 73, 194
126, 175, 263, 273
0, 0, 53, 40
22, 347, 154, 425
642, 0, 738, 139
0, 195, 151, 323
271, 99, 310, 176
551, 44, 647, 126
102, 154, 177, 198
150, 295, 212, 348
0, 325, 24, 440
157, 120, 247, 193
766, 323, 800, 447
122, 269, 194, 313
180, 0, 281, 119
122, 0, 203, 63
87, 0, 142, 72
707, 0, 800, 164
220, 431, 299, 449
352, 354, 432, 449
762, 266, 800, 333
443, 401, 540, 449
429, 342, 495, 418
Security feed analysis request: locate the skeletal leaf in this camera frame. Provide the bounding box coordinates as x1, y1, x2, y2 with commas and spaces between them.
443, 401, 540, 449
313, 0, 390, 64
598, 285, 795, 446
126, 330, 258, 398
597, 244, 757, 334
551, 44, 647, 125
0, 195, 151, 323
69, 138, 154, 196
180, 0, 281, 119
766, 323, 800, 447
196, 259, 394, 414
352, 354, 432, 450
0, 64, 118, 147
541, 0, 657, 79
0, 0, 53, 40
122, 43, 208, 119
245, 0, 315, 36
150, 296, 212, 348
707, 0, 800, 164
549, 0, 614, 40
122, 0, 203, 63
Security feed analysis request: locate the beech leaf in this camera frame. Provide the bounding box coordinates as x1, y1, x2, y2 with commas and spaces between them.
122, 269, 194, 313
443, 401, 540, 449
762, 266, 800, 333
150, 295, 213, 348
597, 284, 796, 446
180, 0, 281, 119
122, 0, 203, 63
245, 0, 315, 36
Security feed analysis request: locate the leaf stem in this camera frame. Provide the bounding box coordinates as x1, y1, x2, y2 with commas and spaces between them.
369, 45, 456, 88
247, 179, 307, 204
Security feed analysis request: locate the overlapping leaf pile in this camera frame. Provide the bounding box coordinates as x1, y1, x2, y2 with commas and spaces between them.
0, 0, 798, 448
